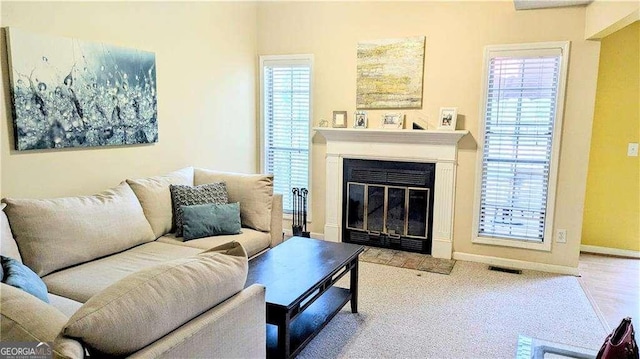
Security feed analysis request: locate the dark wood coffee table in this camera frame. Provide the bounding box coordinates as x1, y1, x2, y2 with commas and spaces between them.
245, 236, 364, 359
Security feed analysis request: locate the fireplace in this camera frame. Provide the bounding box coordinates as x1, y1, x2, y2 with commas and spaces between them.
342, 159, 435, 254
314, 127, 468, 259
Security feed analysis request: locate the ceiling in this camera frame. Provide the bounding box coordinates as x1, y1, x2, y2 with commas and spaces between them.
513, 0, 593, 10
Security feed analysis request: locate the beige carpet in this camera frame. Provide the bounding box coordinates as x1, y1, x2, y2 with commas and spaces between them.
298, 260, 607, 359
360, 246, 456, 275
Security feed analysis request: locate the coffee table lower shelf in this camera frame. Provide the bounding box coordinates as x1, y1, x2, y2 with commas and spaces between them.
266, 286, 351, 358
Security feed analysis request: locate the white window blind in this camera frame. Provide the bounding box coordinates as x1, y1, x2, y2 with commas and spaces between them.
476, 44, 567, 244
261, 56, 312, 214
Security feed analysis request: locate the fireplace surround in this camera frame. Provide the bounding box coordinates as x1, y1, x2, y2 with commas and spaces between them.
315, 128, 468, 259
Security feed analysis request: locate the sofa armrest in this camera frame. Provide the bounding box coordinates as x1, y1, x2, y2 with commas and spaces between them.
53, 335, 85, 359
270, 194, 283, 248
129, 284, 266, 359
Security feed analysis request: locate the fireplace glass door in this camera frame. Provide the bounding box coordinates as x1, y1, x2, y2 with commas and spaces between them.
407, 188, 429, 238
367, 185, 385, 233
346, 182, 429, 239
347, 183, 365, 230
386, 187, 406, 236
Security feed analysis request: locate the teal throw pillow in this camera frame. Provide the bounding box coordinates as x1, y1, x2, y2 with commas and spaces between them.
1, 255, 49, 303
182, 202, 242, 241
170, 182, 228, 237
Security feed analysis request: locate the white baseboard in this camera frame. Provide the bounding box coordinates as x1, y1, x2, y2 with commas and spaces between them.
452, 252, 580, 276
580, 245, 640, 258
282, 228, 324, 240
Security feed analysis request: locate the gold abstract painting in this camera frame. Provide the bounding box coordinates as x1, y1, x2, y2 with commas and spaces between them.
357, 36, 425, 109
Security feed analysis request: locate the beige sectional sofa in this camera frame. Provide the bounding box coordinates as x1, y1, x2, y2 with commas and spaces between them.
0, 167, 283, 358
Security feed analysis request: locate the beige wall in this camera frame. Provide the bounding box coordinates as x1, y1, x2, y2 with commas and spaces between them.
585, 0, 640, 39
1, 1, 258, 198
257, 1, 600, 268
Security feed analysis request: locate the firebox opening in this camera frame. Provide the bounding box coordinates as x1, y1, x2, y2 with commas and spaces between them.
342, 159, 436, 254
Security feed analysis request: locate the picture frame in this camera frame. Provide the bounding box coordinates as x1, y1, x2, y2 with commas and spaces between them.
354, 111, 368, 129
332, 111, 347, 128
381, 113, 404, 129
6, 27, 158, 151
438, 107, 458, 131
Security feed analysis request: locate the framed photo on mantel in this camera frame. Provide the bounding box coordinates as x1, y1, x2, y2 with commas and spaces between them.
354, 111, 368, 129
381, 113, 404, 129
438, 107, 458, 131
332, 111, 347, 128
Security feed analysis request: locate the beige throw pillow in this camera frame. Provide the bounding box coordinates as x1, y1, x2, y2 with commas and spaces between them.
1, 208, 22, 263
127, 167, 194, 238
194, 169, 274, 232
63, 242, 248, 357
2, 182, 156, 276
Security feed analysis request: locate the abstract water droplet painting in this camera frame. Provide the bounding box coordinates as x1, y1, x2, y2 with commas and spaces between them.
356, 36, 425, 109
6, 27, 158, 150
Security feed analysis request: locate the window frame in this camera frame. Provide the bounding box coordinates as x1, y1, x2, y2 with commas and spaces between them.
259, 54, 314, 220
471, 41, 570, 251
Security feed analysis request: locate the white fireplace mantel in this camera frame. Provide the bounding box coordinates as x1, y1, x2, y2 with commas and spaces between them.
314, 127, 469, 259
314, 128, 468, 145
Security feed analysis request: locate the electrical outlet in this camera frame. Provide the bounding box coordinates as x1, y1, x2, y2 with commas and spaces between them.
628, 143, 639, 157
556, 229, 567, 243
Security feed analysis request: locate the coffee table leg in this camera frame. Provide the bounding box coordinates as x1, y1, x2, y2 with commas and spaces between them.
350, 257, 359, 313
277, 313, 291, 358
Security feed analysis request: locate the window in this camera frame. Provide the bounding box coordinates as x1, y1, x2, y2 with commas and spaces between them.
260, 55, 313, 215
472, 42, 570, 251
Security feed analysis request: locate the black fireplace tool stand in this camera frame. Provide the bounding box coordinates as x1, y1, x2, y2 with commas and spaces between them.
291, 188, 310, 238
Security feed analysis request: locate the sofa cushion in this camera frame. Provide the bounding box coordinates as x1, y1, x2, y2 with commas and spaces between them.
48, 294, 83, 318
182, 202, 242, 240
2, 182, 156, 277
194, 169, 273, 232
63, 242, 248, 357
1, 206, 22, 263
1, 255, 49, 303
0, 283, 67, 342
127, 167, 194, 238
43, 242, 203, 303
158, 228, 270, 258
170, 183, 228, 237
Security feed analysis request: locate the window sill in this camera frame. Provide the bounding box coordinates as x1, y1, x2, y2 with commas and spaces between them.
473, 235, 551, 252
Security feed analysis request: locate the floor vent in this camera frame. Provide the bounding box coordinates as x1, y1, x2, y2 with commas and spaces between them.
488, 266, 522, 275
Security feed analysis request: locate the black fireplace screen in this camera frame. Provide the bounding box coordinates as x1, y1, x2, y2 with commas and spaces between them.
342, 159, 435, 254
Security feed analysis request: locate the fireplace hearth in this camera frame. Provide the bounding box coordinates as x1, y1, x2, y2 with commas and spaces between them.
342, 159, 435, 254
